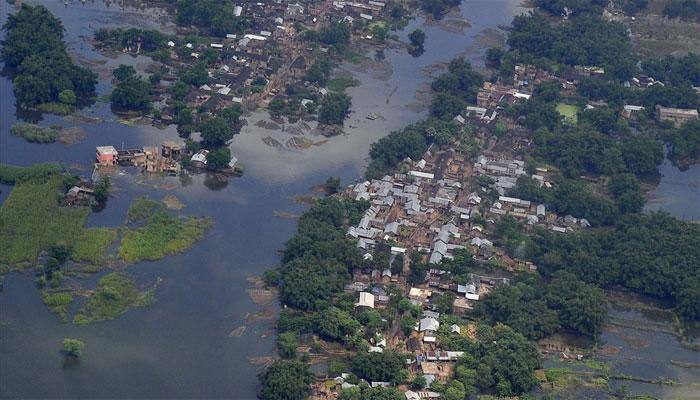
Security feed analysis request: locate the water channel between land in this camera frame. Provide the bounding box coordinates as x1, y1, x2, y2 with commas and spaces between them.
0, 1, 697, 398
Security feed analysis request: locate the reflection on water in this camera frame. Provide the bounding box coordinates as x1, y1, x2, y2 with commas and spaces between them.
644, 156, 700, 221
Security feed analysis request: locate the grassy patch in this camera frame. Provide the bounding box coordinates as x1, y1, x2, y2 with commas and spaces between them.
126, 196, 164, 222
73, 272, 153, 325
36, 102, 73, 116
0, 176, 89, 267
0, 163, 62, 184
118, 210, 212, 263
556, 103, 579, 125
327, 75, 360, 92
10, 123, 59, 143
72, 227, 117, 264
41, 291, 73, 322
344, 50, 366, 65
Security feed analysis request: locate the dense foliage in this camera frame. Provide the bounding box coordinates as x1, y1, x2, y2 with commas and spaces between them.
430, 57, 484, 119
663, 0, 700, 20
1, 5, 97, 108
110, 65, 153, 112
419, 0, 461, 18
507, 13, 634, 80
450, 324, 542, 396
318, 93, 351, 125
351, 350, 408, 383
73, 272, 153, 325
10, 123, 59, 144
258, 360, 314, 400
277, 197, 368, 311
666, 120, 700, 164
529, 212, 700, 321
173, 0, 250, 36
95, 28, 170, 52
475, 273, 608, 339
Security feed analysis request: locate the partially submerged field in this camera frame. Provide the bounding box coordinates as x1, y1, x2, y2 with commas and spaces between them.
118, 197, 213, 263
74, 272, 154, 325
0, 169, 212, 324
0, 175, 93, 268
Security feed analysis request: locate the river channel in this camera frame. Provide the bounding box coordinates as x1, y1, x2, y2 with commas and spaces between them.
0, 1, 697, 399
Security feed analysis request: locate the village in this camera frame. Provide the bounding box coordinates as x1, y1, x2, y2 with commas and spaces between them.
295, 53, 700, 398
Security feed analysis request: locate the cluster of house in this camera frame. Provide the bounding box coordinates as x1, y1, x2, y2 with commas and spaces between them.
95, 141, 241, 174
95, 142, 184, 174
151, 0, 397, 122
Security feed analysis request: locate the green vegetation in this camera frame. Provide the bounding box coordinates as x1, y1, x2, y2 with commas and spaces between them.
444, 324, 542, 396
1, 4, 97, 108
0, 163, 61, 184
72, 228, 117, 264
555, 103, 579, 125
327, 75, 360, 92
530, 212, 700, 322
94, 27, 170, 52
118, 208, 212, 263
507, 12, 634, 80
475, 272, 608, 339
408, 29, 426, 56
110, 64, 153, 113
0, 175, 90, 267
200, 116, 235, 147
351, 350, 408, 383
62, 338, 85, 357
74, 272, 154, 325
663, 0, 700, 20
338, 386, 404, 400
277, 197, 367, 310
258, 359, 314, 400
41, 291, 73, 321
173, 0, 250, 37
126, 197, 164, 222
319, 21, 351, 51
666, 120, 700, 165
318, 93, 352, 125
419, 0, 461, 18
430, 57, 484, 119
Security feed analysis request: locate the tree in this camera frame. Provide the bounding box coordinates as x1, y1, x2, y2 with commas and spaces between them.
1, 5, 97, 108
324, 176, 341, 195
200, 117, 233, 147
408, 29, 426, 55
93, 177, 110, 203
111, 76, 152, 112
318, 307, 360, 341
318, 93, 351, 125
206, 147, 232, 170
434, 292, 455, 314
58, 89, 76, 105
609, 173, 644, 214
113, 64, 136, 82
258, 360, 314, 400
412, 375, 427, 389
351, 350, 407, 383
277, 332, 299, 358
62, 338, 85, 357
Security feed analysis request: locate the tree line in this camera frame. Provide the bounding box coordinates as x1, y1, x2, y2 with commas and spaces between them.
1, 4, 97, 109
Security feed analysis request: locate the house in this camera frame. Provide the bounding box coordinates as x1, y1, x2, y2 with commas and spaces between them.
290, 55, 307, 77
161, 141, 183, 160
656, 105, 699, 126
419, 317, 440, 332
96, 146, 118, 166
191, 149, 209, 168
622, 105, 645, 119
356, 292, 375, 308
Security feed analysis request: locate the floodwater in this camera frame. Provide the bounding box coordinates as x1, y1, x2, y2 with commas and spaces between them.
0, 0, 528, 398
